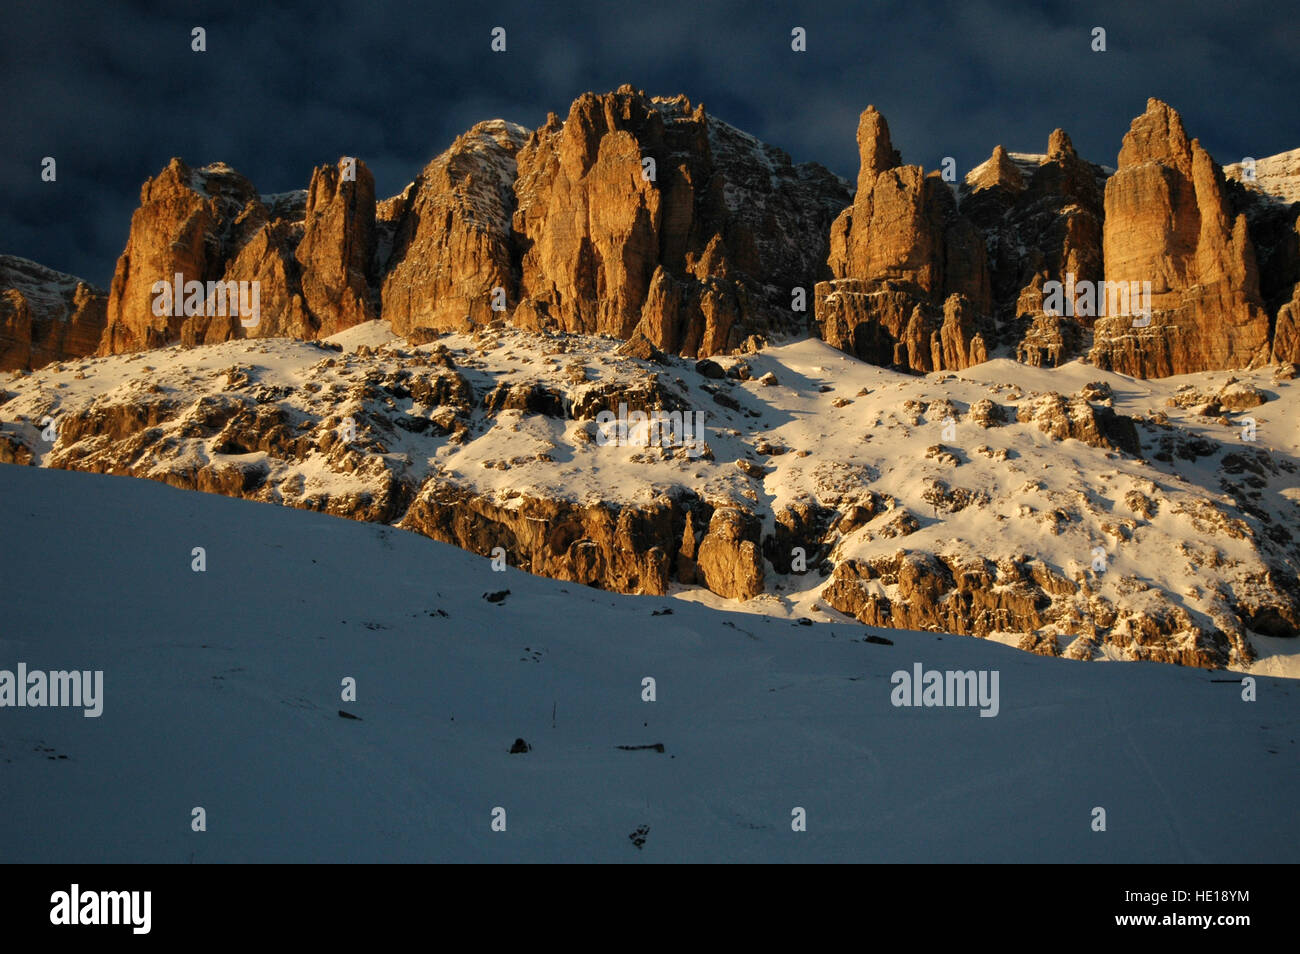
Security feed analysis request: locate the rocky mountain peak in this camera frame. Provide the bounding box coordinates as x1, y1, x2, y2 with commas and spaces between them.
1046, 128, 1076, 161
295, 158, 378, 336
1116, 97, 1194, 174
856, 105, 901, 185
966, 144, 1026, 194
818, 104, 991, 373
381, 120, 527, 336
3, 90, 1295, 383
1091, 99, 1271, 376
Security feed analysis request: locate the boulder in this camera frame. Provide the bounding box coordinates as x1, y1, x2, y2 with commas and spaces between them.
695, 507, 764, 600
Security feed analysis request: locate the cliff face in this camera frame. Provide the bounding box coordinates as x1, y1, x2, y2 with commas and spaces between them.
1275, 280, 1300, 364
295, 160, 378, 337
1088, 99, 1272, 376
960, 132, 1108, 369
829, 107, 989, 307
0, 256, 106, 371
98, 158, 377, 354
381, 120, 528, 337
7, 89, 1293, 378
512, 87, 849, 355
815, 98, 1296, 379
100, 159, 238, 354
91, 87, 847, 361
815, 106, 992, 374
1224, 155, 1300, 367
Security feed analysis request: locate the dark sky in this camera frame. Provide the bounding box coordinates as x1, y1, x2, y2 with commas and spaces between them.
4, 0, 1297, 288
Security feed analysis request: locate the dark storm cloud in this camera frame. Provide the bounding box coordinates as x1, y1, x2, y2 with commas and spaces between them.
2, 0, 1297, 287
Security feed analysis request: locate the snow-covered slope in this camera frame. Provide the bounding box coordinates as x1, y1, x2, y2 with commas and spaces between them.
0, 255, 99, 313
1, 323, 1298, 674
0, 463, 1296, 862
1225, 148, 1300, 206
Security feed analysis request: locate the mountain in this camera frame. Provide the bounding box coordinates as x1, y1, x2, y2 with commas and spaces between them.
0, 256, 107, 371
4, 90, 1299, 382
92, 86, 850, 363
1088, 99, 1272, 377
97, 157, 376, 352
3, 89, 1299, 673
1, 462, 1295, 862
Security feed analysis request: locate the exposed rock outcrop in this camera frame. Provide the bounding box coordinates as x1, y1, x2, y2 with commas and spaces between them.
513, 86, 849, 355
402, 483, 678, 595
92, 91, 847, 361
963, 131, 1107, 367
1016, 391, 1141, 456
295, 159, 378, 336
822, 551, 1243, 668
763, 501, 838, 574
0, 256, 107, 371
34, 90, 1298, 374
815, 106, 991, 372
99, 157, 378, 354
694, 508, 764, 599
381, 121, 528, 336
1089, 99, 1271, 376
4, 322, 1296, 668
816, 101, 1294, 376
100, 159, 251, 353
183, 221, 313, 345
963, 144, 1025, 196
1275, 283, 1300, 363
